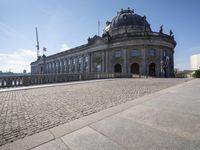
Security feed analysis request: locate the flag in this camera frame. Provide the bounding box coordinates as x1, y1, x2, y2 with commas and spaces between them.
43, 47, 47, 52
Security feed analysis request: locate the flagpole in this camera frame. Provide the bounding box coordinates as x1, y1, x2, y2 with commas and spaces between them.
98, 19, 100, 36
35, 27, 40, 59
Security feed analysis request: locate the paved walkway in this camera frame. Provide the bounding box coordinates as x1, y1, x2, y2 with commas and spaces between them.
1, 79, 200, 150
0, 78, 187, 146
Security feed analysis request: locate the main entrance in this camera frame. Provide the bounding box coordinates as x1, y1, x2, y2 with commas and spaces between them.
131, 63, 139, 74
114, 64, 122, 73
149, 63, 156, 76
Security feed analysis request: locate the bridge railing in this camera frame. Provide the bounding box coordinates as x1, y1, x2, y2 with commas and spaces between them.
0, 73, 140, 88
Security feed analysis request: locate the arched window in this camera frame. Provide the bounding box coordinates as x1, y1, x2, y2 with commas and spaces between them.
114, 64, 122, 73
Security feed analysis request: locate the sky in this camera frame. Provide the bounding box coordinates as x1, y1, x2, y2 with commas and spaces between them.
0, 0, 200, 73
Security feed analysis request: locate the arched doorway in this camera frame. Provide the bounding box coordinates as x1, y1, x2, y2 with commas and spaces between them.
131, 63, 140, 74
149, 63, 156, 76
114, 64, 122, 73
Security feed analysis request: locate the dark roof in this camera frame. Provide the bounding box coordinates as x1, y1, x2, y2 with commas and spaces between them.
111, 8, 150, 28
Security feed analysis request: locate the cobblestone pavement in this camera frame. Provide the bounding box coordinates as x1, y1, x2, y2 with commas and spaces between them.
0, 78, 189, 146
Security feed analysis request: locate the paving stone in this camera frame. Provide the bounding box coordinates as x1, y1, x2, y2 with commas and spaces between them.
116, 105, 200, 141
90, 115, 200, 150
143, 92, 200, 116
61, 126, 126, 150
31, 139, 69, 150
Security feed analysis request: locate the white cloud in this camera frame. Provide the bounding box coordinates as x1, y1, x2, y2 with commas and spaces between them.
0, 49, 36, 73
0, 22, 25, 40
60, 43, 70, 52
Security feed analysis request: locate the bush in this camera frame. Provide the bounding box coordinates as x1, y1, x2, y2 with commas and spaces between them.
193, 69, 200, 78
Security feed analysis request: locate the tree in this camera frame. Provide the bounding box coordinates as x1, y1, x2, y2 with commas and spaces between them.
193, 68, 200, 78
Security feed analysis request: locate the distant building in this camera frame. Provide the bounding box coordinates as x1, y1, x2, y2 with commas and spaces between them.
190, 54, 200, 70
31, 8, 176, 77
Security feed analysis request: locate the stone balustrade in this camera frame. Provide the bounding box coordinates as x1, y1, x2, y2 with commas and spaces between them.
0, 73, 140, 88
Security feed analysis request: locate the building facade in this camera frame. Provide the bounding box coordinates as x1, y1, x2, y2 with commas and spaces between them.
190, 54, 200, 70
31, 8, 176, 77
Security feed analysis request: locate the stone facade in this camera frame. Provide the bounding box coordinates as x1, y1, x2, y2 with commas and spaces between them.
31, 8, 176, 77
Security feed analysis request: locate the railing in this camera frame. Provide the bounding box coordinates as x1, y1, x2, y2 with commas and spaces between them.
0, 73, 141, 89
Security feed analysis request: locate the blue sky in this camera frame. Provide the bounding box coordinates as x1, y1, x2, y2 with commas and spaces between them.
0, 0, 200, 73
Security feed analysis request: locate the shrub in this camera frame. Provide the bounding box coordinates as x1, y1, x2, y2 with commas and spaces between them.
192, 69, 200, 78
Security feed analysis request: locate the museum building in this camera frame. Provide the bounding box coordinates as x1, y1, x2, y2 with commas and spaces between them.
31, 8, 176, 77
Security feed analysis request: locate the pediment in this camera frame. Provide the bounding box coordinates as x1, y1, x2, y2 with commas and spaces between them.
88, 35, 106, 46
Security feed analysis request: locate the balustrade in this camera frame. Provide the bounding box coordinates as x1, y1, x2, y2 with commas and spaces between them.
0, 73, 137, 89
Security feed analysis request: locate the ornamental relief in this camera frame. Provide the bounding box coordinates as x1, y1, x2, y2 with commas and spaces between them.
146, 57, 160, 62
128, 57, 142, 61
129, 59, 141, 64
93, 56, 102, 63
112, 57, 124, 63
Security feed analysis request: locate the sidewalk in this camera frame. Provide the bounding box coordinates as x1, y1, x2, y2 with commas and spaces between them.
1, 79, 199, 150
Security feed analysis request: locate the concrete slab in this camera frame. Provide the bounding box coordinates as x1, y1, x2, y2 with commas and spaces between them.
61, 126, 126, 150
117, 105, 200, 141
143, 92, 200, 116
31, 139, 69, 150
90, 115, 199, 150
0, 130, 54, 150
165, 79, 200, 97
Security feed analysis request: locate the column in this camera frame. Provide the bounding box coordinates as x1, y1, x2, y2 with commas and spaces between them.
82, 56, 84, 73
123, 49, 127, 73
75, 57, 78, 73
102, 51, 105, 72
88, 53, 91, 72
106, 50, 109, 72
90, 53, 94, 72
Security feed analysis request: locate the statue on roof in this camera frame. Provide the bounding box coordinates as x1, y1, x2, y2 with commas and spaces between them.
170, 29, 173, 36
159, 25, 163, 34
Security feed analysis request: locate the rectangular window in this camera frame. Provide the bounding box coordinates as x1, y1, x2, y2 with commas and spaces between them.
96, 64, 101, 72
85, 56, 88, 62
131, 49, 140, 57
114, 51, 121, 58
163, 50, 167, 57
149, 49, 156, 56
79, 57, 82, 63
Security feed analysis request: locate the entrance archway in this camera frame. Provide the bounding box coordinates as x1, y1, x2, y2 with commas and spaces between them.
131, 63, 139, 74
149, 63, 156, 76
114, 64, 122, 73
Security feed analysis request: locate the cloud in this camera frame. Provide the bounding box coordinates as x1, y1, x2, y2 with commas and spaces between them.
0, 49, 36, 73
60, 43, 70, 52
0, 22, 25, 40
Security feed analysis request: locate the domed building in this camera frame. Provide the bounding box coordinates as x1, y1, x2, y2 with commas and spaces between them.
31, 8, 176, 78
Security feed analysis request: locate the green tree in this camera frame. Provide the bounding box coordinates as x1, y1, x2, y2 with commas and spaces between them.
193, 68, 200, 78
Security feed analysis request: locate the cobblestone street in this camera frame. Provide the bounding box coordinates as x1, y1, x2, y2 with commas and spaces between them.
0, 78, 189, 146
